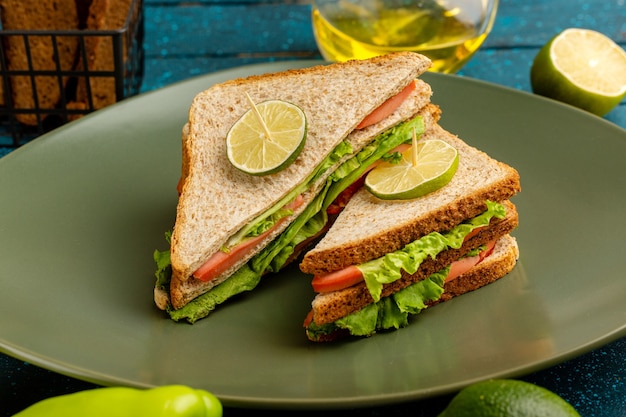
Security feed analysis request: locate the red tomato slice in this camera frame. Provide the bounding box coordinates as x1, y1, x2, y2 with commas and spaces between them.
326, 175, 367, 215
303, 310, 314, 327
311, 239, 498, 292
445, 239, 497, 282
311, 265, 364, 293
193, 195, 305, 282
463, 225, 487, 242
356, 80, 417, 129
177, 177, 184, 196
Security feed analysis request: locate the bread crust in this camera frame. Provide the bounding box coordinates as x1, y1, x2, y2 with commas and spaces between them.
309, 201, 519, 325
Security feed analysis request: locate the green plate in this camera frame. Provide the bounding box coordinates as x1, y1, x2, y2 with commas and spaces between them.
1, 61, 625, 409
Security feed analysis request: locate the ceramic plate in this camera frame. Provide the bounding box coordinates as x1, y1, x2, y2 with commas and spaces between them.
1, 61, 625, 409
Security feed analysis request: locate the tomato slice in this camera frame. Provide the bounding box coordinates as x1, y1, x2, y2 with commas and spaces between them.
463, 225, 487, 242
326, 175, 366, 215
311, 265, 364, 293
303, 310, 314, 327
356, 80, 417, 129
311, 238, 498, 292
177, 176, 184, 196
445, 239, 497, 282
193, 195, 304, 282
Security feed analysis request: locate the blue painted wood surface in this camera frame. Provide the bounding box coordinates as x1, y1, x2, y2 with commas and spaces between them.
1, 0, 626, 415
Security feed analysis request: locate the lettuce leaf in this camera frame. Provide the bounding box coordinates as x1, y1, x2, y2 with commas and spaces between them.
168, 264, 261, 323
359, 200, 506, 301
307, 267, 449, 340
224, 140, 353, 249
153, 231, 172, 292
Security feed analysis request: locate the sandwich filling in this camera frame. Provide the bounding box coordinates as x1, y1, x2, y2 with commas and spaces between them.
304, 202, 508, 340
313, 200, 506, 301
155, 114, 427, 322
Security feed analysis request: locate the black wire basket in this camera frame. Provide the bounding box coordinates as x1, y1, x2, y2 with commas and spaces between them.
0, 0, 144, 147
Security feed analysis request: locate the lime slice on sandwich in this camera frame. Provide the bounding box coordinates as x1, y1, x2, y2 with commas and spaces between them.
227, 98, 307, 175
365, 139, 458, 200
531, 28, 626, 116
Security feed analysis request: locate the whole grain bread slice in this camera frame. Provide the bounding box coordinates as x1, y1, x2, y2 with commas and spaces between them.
170, 52, 432, 289
300, 123, 521, 276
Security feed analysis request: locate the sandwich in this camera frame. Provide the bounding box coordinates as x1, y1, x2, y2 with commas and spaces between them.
300, 122, 521, 342
153, 52, 439, 322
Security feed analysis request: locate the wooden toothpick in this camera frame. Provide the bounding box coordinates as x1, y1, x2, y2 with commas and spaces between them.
245, 92, 273, 141
411, 127, 418, 167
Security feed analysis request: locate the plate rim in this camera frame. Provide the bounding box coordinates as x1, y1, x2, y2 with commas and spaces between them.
1, 59, 626, 410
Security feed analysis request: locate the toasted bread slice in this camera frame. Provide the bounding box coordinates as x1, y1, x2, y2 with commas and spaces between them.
170, 52, 432, 291
300, 123, 521, 276
308, 234, 519, 342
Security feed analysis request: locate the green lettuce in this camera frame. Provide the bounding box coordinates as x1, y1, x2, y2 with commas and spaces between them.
359, 200, 506, 301
306, 267, 449, 340
168, 264, 261, 323
224, 139, 353, 249
305, 201, 508, 340
153, 231, 172, 293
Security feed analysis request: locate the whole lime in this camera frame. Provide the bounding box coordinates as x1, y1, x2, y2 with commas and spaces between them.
530, 28, 626, 116
438, 379, 581, 417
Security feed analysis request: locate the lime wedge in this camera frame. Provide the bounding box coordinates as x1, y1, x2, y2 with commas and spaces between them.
531, 28, 626, 116
365, 139, 459, 200
227, 99, 307, 175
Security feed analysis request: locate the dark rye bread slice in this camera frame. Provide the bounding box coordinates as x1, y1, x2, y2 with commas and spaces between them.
300, 123, 522, 276
169, 52, 432, 292
74, 0, 134, 110
309, 234, 519, 342
164, 99, 440, 311
308, 200, 519, 326
0, 0, 83, 124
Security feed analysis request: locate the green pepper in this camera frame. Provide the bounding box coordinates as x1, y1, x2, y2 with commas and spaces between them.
12, 385, 222, 417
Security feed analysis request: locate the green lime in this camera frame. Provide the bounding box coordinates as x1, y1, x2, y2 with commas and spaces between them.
364, 139, 458, 200
226, 98, 307, 175
531, 28, 626, 116
438, 379, 581, 417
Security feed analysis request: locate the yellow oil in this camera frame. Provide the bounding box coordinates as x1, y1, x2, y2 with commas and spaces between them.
312, 1, 495, 73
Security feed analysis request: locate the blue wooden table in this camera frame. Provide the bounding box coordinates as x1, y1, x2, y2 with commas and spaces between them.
1, 0, 625, 415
